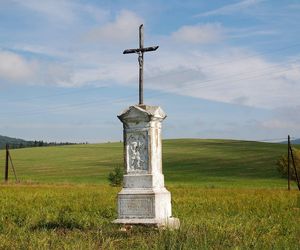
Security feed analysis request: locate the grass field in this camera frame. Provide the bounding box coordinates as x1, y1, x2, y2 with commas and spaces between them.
0, 184, 299, 249
0, 139, 298, 188
0, 139, 299, 249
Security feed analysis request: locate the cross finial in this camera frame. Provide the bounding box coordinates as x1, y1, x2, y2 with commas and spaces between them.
123, 24, 159, 105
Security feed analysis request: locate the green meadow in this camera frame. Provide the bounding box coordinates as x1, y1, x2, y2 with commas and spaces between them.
0, 139, 298, 187
0, 139, 299, 249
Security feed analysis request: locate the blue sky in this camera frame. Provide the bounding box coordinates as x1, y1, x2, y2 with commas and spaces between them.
0, 0, 300, 142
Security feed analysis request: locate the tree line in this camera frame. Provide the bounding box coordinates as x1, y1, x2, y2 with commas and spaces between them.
7, 141, 88, 149
0, 135, 88, 150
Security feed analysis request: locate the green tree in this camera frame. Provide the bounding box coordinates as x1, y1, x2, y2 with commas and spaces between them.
276, 148, 300, 181
107, 166, 123, 186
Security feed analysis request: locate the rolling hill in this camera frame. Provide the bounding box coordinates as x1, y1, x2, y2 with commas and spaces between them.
0, 135, 79, 149
280, 138, 300, 144
291, 138, 300, 144
1, 139, 298, 188
0, 135, 29, 149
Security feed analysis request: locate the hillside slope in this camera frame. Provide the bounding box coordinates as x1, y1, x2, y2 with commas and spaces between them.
0, 135, 28, 149
0, 139, 297, 187
280, 138, 300, 144
291, 138, 300, 144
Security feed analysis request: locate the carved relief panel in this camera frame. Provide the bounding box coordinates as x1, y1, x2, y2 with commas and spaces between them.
126, 132, 148, 173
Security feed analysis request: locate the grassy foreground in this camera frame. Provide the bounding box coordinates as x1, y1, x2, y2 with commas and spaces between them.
0, 184, 299, 249
1, 139, 299, 249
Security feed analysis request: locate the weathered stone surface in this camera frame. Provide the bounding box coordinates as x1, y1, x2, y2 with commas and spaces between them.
117, 188, 171, 219
123, 174, 164, 188
113, 217, 180, 229
113, 105, 179, 229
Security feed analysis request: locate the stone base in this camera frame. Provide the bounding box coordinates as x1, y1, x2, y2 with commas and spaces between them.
113, 217, 180, 229
113, 187, 180, 229
117, 187, 172, 220
123, 174, 165, 188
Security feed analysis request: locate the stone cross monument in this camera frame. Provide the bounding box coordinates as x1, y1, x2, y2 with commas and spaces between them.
113, 24, 179, 228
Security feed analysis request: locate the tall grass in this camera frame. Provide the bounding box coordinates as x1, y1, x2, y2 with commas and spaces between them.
0, 139, 299, 248
0, 184, 299, 249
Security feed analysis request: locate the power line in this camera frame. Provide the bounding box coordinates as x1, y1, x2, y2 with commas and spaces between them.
198, 42, 300, 69
1, 45, 299, 118
0, 98, 127, 117
0, 92, 145, 117
0, 86, 108, 103
201, 65, 298, 89
153, 59, 300, 94
1, 43, 299, 104
145, 42, 300, 79
1, 61, 298, 118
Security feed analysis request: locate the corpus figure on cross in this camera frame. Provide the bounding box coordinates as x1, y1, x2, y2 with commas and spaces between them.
123, 24, 159, 105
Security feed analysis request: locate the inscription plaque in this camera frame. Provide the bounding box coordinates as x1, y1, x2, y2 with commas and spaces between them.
119, 197, 154, 218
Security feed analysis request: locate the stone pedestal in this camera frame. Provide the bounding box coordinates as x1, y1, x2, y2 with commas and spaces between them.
113, 105, 179, 228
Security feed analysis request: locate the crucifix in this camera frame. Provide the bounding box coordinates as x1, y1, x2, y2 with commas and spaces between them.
114, 24, 180, 229
123, 24, 159, 105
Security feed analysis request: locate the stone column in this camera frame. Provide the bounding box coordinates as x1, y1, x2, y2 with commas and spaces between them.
113, 105, 179, 228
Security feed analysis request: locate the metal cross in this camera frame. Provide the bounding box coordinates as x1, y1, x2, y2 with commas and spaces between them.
123, 24, 159, 105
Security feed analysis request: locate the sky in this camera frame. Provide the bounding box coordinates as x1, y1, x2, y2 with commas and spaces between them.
0, 0, 300, 143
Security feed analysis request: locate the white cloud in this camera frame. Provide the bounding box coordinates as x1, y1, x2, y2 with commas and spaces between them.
195, 0, 263, 17
12, 0, 76, 23
261, 120, 300, 130
1, 4, 298, 112
12, 0, 109, 24
171, 23, 224, 44
12, 45, 67, 58
0, 51, 76, 86
0, 51, 37, 81
87, 10, 144, 43
279, 63, 300, 83
80, 4, 110, 23
143, 48, 300, 109
3, 40, 300, 112
264, 106, 300, 132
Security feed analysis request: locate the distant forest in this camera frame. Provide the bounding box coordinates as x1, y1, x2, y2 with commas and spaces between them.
0, 135, 87, 149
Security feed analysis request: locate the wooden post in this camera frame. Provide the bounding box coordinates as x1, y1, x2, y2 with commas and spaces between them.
288, 135, 291, 190
9, 152, 18, 182
5, 144, 9, 182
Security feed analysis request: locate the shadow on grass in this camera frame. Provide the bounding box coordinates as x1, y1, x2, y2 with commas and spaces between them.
31, 220, 84, 231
